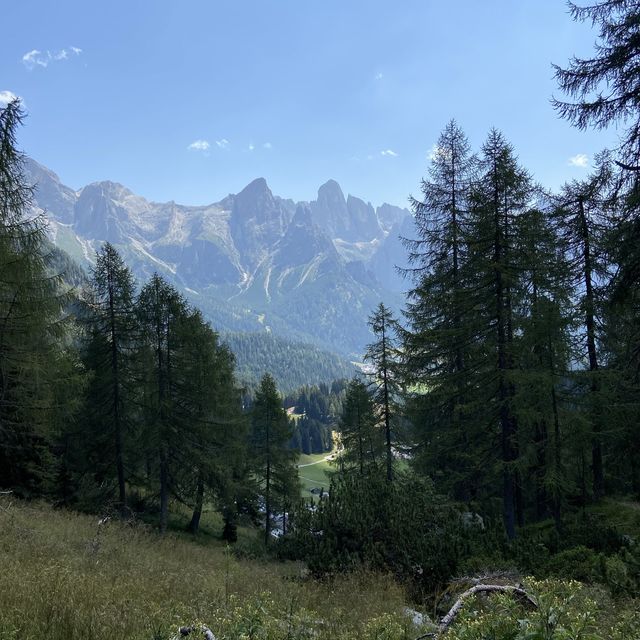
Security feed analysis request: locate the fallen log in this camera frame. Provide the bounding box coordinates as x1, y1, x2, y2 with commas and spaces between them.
416, 584, 537, 639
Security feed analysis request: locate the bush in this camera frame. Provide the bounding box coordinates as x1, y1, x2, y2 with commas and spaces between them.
543, 545, 601, 583
284, 473, 471, 599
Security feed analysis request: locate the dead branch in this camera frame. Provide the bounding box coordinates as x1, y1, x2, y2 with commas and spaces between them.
176, 624, 216, 640
415, 584, 537, 639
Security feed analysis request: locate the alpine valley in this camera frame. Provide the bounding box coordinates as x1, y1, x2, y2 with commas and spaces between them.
26, 158, 413, 364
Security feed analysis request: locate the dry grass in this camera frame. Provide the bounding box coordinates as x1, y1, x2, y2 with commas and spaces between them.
0, 497, 410, 640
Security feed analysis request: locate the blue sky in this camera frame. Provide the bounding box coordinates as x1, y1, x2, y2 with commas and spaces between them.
1, 1, 619, 208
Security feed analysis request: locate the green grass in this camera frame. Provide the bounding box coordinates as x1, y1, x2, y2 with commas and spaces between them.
0, 497, 411, 640
297, 452, 334, 497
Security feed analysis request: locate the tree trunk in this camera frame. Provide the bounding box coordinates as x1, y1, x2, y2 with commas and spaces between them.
187, 476, 204, 534
264, 459, 271, 545
381, 319, 393, 482
159, 447, 169, 534
493, 160, 516, 540
222, 504, 238, 542
577, 198, 604, 498
264, 406, 271, 546
107, 267, 126, 511
534, 419, 548, 520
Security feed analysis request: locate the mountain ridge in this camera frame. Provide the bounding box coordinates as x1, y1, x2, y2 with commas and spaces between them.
25, 157, 412, 357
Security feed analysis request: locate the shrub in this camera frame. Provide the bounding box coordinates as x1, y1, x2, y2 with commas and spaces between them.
284, 473, 470, 599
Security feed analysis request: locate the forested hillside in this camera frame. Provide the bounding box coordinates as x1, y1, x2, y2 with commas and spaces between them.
223, 332, 354, 392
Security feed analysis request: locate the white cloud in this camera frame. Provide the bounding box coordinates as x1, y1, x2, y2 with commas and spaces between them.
263, 142, 272, 149
248, 143, 255, 151
22, 49, 48, 69
215, 138, 229, 149
375, 72, 383, 80
0, 90, 19, 107
381, 149, 398, 157
188, 139, 210, 151
22, 46, 82, 70
568, 153, 589, 168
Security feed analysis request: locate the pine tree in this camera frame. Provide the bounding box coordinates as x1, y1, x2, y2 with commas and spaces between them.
337, 378, 382, 477
249, 373, 297, 544
364, 302, 401, 482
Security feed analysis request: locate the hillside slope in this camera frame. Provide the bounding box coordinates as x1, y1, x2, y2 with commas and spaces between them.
0, 498, 409, 640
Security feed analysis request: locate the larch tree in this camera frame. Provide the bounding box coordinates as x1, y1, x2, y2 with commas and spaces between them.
364, 302, 401, 482
137, 274, 188, 533
84, 242, 137, 510
554, 163, 612, 498
249, 373, 296, 545
337, 378, 381, 477
0, 99, 68, 495
467, 129, 534, 538
401, 120, 480, 500
513, 207, 573, 531
553, 2, 640, 486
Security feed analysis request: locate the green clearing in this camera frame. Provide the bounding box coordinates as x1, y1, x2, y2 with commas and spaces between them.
297, 451, 334, 497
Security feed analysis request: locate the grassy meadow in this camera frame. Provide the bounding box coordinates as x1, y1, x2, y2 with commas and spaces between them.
0, 497, 411, 640
297, 452, 334, 498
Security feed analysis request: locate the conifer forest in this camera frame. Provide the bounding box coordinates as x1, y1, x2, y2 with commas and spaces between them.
2, 2, 640, 639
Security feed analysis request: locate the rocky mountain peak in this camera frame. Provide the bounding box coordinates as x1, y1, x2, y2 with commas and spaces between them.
28, 157, 409, 355
233, 177, 274, 219
316, 179, 347, 212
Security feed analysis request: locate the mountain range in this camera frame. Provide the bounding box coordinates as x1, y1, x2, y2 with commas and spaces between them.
26, 159, 413, 357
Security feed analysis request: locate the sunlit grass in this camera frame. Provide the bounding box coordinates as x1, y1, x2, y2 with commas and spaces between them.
297, 452, 334, 497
